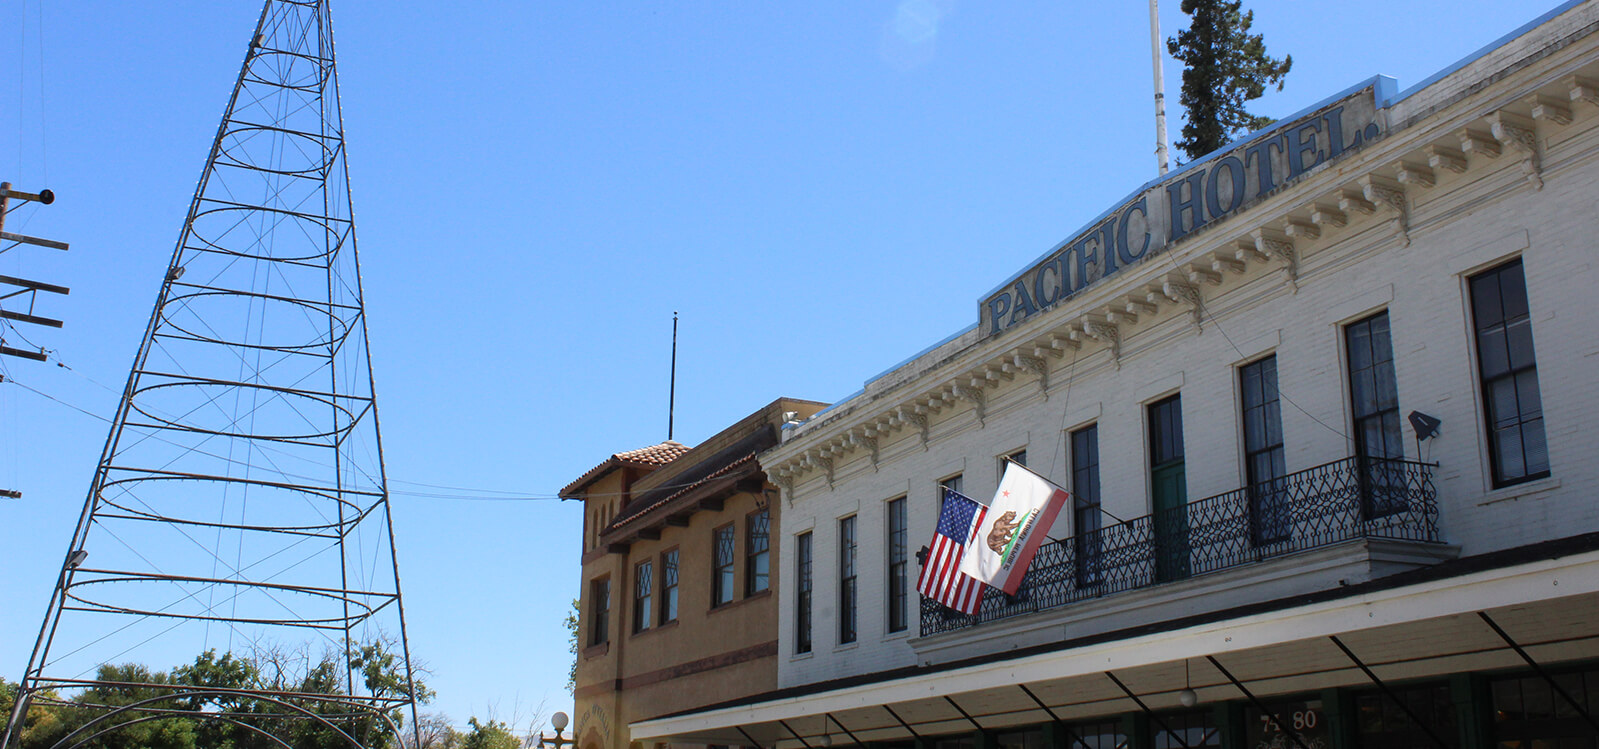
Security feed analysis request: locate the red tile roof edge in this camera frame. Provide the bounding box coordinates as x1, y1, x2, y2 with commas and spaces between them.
559, 440, 690, 498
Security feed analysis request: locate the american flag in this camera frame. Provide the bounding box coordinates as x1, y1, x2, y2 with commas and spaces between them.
917, 488, 988, 615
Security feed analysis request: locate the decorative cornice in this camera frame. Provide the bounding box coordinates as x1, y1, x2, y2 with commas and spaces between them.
1080, 317, 1121, 369
951, 382, 987, 425
1459, 129, 1502, 160
1487, 111, 1541, 191
763, 73, 1589, 490
1162, 280, 1204, 334
1396, 161, 1436, 189
1310, 204, 1348, 229
1337, 189, 1377, 216
900, 406, 930, 450
1570, 75, 1599, 108
1426, 145, 1467, 174
1283, 218, 1320, 241
1359, 175, 1409, 247
1012, 351, 1049, 399
855, 432, 880, 470
1251, 229, 1298, 293
1526, 94, 1572, 126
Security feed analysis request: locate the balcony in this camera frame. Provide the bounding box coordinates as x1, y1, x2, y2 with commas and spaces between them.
919, 456, 1443, 638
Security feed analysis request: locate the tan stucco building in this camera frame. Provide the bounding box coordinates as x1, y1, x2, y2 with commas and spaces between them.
562, 398, 828, 749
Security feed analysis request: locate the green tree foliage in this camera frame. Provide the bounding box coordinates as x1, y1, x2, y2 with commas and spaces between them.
459, 718, 520, 749
2, 641, 429, 749
565, 598, 580, 697
1165, 0, 1292, 160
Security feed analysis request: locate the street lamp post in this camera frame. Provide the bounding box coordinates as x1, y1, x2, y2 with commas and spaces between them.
536, 712, 570, 749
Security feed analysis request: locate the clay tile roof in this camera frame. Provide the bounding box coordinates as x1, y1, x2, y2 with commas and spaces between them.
615, 441, 692, 466
559, 440, 690, 499
609, 452, 758, 531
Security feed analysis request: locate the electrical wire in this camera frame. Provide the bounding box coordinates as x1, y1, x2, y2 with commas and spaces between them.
1, 372, 733, 504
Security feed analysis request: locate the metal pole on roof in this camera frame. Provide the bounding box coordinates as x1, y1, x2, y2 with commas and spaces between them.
669, 310, 679, 441
1150, 0, 1171, 175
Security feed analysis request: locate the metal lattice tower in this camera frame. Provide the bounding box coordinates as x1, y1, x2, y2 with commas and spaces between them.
5, 2, 420, 747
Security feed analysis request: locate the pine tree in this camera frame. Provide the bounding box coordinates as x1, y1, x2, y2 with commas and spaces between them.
1166, 0, 1292, 160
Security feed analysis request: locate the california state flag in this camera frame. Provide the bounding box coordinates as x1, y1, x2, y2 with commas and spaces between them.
958, 462, 1069, 594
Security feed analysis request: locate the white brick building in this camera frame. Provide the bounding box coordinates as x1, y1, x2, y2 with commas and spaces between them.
635, 3, 1599, 749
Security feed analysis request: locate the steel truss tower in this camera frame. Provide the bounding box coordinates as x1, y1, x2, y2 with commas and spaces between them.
4, 2, 421, 748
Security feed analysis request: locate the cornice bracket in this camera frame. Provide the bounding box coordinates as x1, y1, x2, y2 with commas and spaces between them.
1488, 111, 1542, 191
1012, 352, 1049, 399
1163, 280, 1204, 334
1360, 175, 1409, 247
1251, 229, 1299, 293
1081, 317, 1121, 369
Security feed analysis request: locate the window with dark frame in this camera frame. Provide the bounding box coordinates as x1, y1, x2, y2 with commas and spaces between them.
712, 524, 735, 607
1345, 311, 1405, 517
886, 497, 908, 633
1001, 449, 1027, 477
659, 549, 678, 625
940, 473, 964, 496
1071, 424, 1102, 587
746, 509, 770, 596
839, 515, 857, 644
1241, 355, 1289, 544
795, 531, 813, 654
1469, 258, 1549, 487
632, 560, 652, 634
587, 577, 609, 646
1148, 394, 1189, 582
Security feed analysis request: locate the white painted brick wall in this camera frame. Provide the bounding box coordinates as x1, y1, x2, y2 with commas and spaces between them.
773, 9, 1599, 690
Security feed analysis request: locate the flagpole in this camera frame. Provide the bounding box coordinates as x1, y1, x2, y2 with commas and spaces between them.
1150, 0, 1171, 175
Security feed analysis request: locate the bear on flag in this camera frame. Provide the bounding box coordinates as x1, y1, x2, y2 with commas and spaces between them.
958, 461, 1069, 595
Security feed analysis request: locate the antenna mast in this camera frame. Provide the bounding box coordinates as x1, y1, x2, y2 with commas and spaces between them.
4, 3, 422, 747
669, 311, 678, 441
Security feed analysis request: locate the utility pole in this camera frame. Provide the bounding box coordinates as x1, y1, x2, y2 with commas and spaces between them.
0, 181, 70, 502
0, 181, 71, 363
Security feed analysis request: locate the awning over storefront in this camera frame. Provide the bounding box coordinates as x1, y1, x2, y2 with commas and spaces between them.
632, 541, 1599, 748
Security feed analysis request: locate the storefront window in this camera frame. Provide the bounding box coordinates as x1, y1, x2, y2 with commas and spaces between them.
1492, 668, 1599, 749
1355, 683, 1457, 749
1246, 697, 1330, 749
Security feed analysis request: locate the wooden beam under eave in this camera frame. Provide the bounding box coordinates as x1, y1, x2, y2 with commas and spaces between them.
606, 542, 631, 555
665, 514, 692, 527
637, 527, 661, 541
735, 476, 766, 494
698, 497, 724, 512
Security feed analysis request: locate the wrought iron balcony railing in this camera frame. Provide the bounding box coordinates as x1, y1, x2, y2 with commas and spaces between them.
920, 456, 1440, 637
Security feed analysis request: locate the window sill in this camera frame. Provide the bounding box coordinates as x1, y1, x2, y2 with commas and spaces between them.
884, 628, 913, 642
708, 589, 772, 615
632, 619, 679, 639
582, 641, 610, 659
789, 650, 815, 662
1478, 476, 1560, 506
1471, 476, 1560, 505
833, 641, 860, 653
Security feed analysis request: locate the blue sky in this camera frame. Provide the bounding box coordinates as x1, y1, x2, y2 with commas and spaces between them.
0, 0, 1549, 731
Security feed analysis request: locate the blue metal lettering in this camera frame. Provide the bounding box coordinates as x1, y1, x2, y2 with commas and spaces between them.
1166, 171, 1208, 242
1243, 136, 1285, 199
1287, 119, 1324, 180
1117, 198, 1152, 265
1323, 106, 1347, 160
1008, 280, 1039, 328
988, 294, 1012, 336
1205, 156, 1247, 219
1074, 234, 1100, 294
1034, 255, 1062, 308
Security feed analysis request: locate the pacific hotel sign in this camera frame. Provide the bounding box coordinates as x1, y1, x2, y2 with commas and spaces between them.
982, 83, 1387, 338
